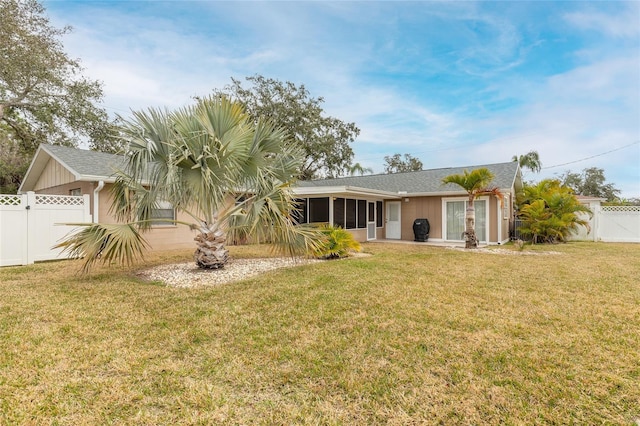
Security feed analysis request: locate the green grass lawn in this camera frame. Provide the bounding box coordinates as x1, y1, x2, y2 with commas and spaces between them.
1, 242, 639, 424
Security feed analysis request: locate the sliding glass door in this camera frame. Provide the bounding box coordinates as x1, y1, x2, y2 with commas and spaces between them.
445, 199, 486, 242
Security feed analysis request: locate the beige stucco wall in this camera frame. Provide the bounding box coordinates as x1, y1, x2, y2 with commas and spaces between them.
97, 184, 196, 250
346, 228, 368, 242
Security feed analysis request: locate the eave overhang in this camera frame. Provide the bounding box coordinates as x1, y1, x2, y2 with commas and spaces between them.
292, 185, 401, 200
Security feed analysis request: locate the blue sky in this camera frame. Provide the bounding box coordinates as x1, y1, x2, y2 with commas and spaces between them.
44, 1, 640, 197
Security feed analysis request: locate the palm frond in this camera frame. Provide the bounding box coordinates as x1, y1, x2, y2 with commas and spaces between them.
55, 223, 150, 274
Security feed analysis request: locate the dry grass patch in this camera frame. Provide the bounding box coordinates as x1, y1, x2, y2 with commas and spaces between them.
1, 242, 639, 424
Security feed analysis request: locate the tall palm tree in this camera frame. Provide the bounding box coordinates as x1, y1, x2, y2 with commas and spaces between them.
442, 168, 504, 249
512, 150, 542, 174
347, 162, 374, 176
57, 96, 320, 272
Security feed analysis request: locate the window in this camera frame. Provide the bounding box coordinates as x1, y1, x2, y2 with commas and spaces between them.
346, 199, 357, 229
368, 202, 375, 222
333, 198, 345, 228
69, 188, 82, 196
150, 201, 176, 226
357, 199, 367, 229
292, 198, 307, 224
376, 201, 383, 227
308, 197, 329, 223
503, 195, 510, 220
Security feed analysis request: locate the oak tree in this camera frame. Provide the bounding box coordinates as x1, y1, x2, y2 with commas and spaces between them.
0, 0, 120, 192
383, 153, 423, 174
213, 75, 360, 180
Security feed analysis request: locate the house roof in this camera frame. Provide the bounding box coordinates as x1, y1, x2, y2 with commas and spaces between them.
296, 161, 522, 197
19, 144, 522, 199
19, 144, 125, 193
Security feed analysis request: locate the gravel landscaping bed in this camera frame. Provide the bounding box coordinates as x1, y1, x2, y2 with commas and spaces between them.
138, 257, 321, 288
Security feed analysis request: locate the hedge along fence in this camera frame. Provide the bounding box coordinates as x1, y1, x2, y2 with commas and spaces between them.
514, 205, 640, 243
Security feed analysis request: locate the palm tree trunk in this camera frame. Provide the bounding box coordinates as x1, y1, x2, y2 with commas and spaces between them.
194, 221, 229, 269
465, 198, 478, 249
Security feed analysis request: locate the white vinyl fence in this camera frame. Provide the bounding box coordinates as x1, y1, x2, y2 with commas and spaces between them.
514, 205, 640, 243
591, 205, 640, 243
0, 192, 91, 267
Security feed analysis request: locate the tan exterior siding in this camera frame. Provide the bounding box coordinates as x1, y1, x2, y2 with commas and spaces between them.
503, 214, 510, 242
399, 196, 443, 240
489, 197, 498, 242
379, 198, 441, 241
34, 158, 76, 191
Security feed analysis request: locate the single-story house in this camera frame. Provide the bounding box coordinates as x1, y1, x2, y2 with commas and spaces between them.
19, 144, 196, 250
19, 144, 523, 249
293, 161, 523, 245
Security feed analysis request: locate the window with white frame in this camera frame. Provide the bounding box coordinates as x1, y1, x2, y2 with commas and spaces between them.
150, 201, 176, 226
444, 198, 487, 242
503, 195, 510, 220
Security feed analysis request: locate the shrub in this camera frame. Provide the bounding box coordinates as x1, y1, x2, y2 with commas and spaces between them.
313, 224, 361, 259
516, 179, 591, 244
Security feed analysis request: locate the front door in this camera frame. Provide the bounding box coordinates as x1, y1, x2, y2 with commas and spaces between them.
386, 201, 401, 239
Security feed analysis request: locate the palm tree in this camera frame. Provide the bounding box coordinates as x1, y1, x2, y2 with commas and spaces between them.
57, 96, 320, 272
347, 162, 374, 176
442, 168, 504, 249
517, 179, 591, 243
512, 151, 542, 174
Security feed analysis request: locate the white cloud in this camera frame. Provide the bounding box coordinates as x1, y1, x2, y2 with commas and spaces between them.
43, 1, 639, 197
564, 3, 640, 39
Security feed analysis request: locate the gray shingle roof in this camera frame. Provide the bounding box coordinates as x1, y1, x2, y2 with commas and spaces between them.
43, 144, 125, 178
297, 162, 520, 195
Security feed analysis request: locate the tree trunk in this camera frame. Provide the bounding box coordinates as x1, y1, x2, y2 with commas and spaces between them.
194, 221, 229, 269
464, 199, 478, 249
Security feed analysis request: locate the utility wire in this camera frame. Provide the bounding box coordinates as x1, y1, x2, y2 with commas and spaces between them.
541, 141, 640, 170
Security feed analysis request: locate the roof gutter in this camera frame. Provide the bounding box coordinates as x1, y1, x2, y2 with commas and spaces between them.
93, 180, 105, 223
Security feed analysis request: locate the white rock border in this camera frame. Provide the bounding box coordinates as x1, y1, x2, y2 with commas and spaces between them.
137, 257, 321, 288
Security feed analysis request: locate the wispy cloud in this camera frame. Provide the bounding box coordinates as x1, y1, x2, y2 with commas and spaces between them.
564, 2, 640, 39
44, 1, 639, 197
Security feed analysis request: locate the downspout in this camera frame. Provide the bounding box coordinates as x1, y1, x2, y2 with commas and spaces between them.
497, 196, 502, 244
93, 181, 105, 223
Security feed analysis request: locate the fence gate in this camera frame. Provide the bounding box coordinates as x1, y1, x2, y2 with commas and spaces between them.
0, 192, 91, 267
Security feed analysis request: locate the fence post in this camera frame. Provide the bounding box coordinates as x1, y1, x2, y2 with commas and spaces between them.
83, 194, 91, 222
25, 191, 37, 265
593, 205, 601, 242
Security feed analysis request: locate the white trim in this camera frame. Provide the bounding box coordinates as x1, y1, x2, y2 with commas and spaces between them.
294, 185, 400, 199
328, 197, 334, 225
367, 201, 377, 240
442, 196, 490, 243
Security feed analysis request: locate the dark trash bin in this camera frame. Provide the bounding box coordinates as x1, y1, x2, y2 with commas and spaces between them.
413, 218, 430, 242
